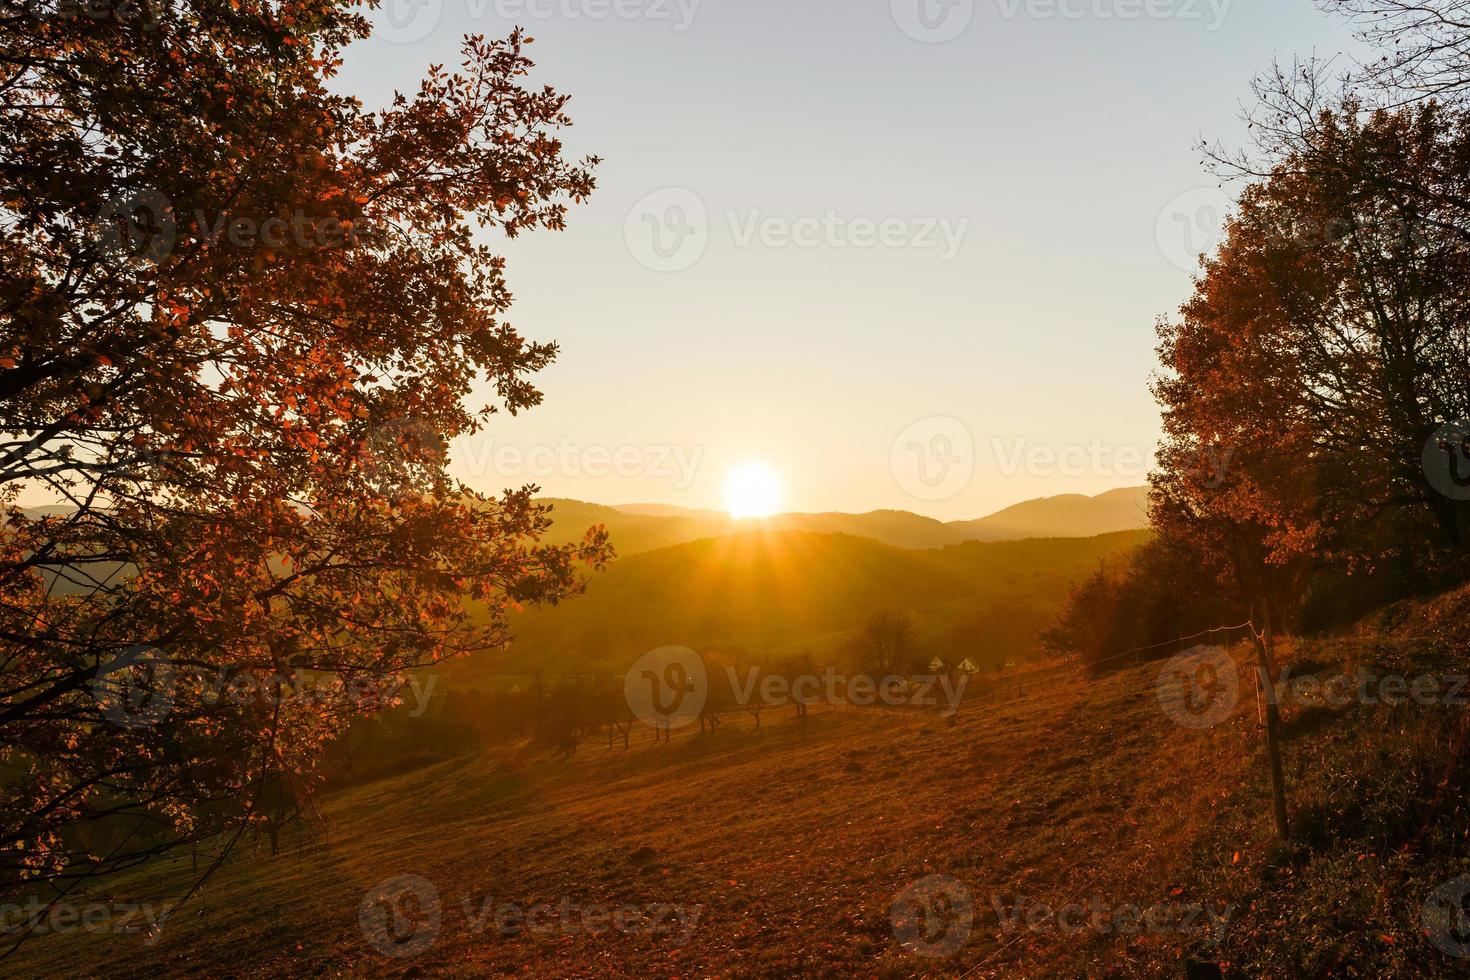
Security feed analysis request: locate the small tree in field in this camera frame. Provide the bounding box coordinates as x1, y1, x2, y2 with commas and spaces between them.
771, 651, 815, 719
697, 651, 736, 733
854, 612, 916, 676
533, 683, 596, 759
0, 4, 607, 899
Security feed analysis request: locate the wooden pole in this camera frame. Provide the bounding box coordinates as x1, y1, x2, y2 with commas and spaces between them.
1251, 608, 1290, 840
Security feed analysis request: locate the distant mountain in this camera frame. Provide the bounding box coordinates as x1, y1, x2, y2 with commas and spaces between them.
612, 503, 728, 520
475, 528, 1150, 675
538, 487, 1149, 556
19, 488, 1151, 558
538, 499, 732, 555
948, 486, 1149, 542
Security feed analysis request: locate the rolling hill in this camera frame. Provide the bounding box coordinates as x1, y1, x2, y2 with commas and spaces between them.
538, 486, 1149, 556
477, 528, 1150, 676
947, 486, 1151, 541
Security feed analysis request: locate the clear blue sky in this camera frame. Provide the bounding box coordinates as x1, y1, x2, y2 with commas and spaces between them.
335, 0, 1365, 520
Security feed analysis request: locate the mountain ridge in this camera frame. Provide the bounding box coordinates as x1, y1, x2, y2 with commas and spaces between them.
540, 485, 1148, 555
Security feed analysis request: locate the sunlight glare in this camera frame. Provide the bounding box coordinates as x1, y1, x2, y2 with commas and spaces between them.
724, 461, 783, 519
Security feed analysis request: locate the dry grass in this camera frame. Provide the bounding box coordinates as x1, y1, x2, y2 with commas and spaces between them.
7, 616, 1469, 978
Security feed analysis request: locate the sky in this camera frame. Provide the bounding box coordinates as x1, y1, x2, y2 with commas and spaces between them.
335, 0, 1367, 521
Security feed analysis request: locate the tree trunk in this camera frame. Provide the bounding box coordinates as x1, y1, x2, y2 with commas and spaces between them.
1427, 492, 1469, 550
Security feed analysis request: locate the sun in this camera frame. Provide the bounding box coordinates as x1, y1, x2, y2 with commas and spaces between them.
724, 461, 783, 519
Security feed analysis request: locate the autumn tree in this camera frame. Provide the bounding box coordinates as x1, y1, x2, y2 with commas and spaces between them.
0, 0, 607, 907
1156, 101, 1470, 628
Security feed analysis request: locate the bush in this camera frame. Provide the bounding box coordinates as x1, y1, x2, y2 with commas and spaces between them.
1041, 538, 1243, 673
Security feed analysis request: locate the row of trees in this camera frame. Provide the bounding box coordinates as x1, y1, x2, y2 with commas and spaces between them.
324, 612, 954, 769
319, 657, 816, 771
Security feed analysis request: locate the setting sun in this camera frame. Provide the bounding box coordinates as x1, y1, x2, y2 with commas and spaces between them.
724, 461, 783, 519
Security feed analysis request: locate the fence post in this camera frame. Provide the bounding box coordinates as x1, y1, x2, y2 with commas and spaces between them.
1250, 612, 1290, 840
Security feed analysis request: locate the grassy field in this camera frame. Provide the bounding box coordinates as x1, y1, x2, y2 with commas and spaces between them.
7, 596, 1470, 977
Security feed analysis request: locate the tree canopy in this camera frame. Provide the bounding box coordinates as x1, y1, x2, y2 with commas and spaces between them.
0, 4, 606, 894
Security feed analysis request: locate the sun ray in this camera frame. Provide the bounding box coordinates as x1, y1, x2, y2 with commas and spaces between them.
724, 461, 782, 519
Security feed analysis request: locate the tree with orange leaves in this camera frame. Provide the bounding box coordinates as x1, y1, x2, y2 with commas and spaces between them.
0, 2, 607, 908
1154, 100, 1470, 626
